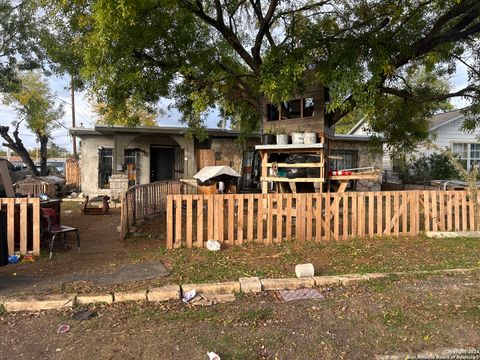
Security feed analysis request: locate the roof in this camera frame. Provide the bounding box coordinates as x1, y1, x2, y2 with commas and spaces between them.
346, 108, 466, 135
333, 134, 373, 142
428, 109, 464, 130
70, 125, 247, 138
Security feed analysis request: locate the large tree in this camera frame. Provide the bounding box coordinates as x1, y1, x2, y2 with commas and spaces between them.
1, 71, 64, 176
45, 0, 480, 150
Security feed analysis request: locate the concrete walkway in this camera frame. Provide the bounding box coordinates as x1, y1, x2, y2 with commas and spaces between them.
0, 261, 169, 296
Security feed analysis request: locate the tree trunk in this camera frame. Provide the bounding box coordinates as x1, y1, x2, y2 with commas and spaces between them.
39, 135, 48, 176
0, 125, 39, 176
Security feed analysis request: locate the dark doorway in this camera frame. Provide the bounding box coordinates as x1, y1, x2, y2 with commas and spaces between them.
150, 146, 175, 182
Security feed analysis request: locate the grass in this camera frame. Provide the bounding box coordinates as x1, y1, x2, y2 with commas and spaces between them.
152, 234, 480, 285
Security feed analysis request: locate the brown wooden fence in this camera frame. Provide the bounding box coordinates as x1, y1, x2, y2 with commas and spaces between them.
0, 198, 41, 255
166, 190, 479, 249
120, 180, 196, 238
65, 158, 80, 189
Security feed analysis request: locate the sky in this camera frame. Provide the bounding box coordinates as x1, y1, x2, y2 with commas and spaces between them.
0, 62, 472, 153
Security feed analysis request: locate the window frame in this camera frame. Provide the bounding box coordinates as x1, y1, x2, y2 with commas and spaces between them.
451, 141, 480, 171
265, 97, 315, 122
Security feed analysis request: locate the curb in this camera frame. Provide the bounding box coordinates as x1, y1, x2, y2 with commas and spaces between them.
1, 267, 478, 313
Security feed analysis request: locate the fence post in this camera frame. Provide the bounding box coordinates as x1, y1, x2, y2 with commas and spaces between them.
166, 195, 173, 249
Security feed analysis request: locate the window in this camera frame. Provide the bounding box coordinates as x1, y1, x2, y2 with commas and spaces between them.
329, 150, 358, 170
98, 148, 113, 189
303, 97, 314, 117
266, 103, 279, 122
281, 99, 301, 119
266, 97, 315, 121
452, 142, 480, 171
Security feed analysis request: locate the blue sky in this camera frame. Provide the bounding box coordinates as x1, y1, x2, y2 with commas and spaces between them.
0, 62, 471, 152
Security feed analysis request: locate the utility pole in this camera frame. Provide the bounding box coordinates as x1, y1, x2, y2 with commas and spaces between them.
70, 76, 77, 159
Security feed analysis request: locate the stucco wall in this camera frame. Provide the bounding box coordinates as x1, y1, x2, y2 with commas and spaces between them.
329, 139, 382, 191
78, 133, 195, 196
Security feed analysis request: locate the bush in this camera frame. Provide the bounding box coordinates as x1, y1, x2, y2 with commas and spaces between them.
405, 153, 460, 182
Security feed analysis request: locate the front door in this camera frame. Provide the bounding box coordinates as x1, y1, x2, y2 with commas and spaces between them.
150, 146, 174, 182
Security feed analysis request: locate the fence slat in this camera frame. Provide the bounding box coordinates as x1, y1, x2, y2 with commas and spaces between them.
247, 194, 254, 241
306, 194, 313, 241
186, 196, 193, 248
342, 193, 348, 240
324, 194, 331, 241
454, 192, 460, 231
257, 196, 264, 242
208, 195, 214, 240
175, 195, 182, 248
237, 195, 244, 245
377, 192, 383, 236
447, 192, 453, 230
431, 191, 438, 232
276, 195, 283, 243
196, 196, 204, 247
333, 194, 339, 241
32, 199, 40, 255
462, 192, 468, 231
368, 192, 374, 237
286, 195, 293, 241
469, 192, 475, 231
228, 196, 235, 244
166, 196, 173, 249
351, 193, 357, 238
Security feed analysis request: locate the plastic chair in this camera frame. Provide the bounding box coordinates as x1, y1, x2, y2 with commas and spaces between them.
40, 208, 80, 260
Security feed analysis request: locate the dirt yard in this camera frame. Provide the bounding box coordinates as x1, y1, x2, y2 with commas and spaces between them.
1, 271, 479, 360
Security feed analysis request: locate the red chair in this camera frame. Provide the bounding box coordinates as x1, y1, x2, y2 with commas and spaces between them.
41, 208, 80, 260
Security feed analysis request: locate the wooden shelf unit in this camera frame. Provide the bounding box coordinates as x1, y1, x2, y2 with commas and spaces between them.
256, 143, 326, 194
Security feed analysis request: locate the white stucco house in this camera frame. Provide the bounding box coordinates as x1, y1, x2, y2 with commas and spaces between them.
348, 109, 480, 172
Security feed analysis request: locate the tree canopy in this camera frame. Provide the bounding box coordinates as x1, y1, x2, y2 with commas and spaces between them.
0, 0, 46, 93
0, 71, 64, 175
44, 0, 480, 150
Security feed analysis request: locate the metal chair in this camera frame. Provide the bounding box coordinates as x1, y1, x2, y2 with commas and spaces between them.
40, 208, 80, 260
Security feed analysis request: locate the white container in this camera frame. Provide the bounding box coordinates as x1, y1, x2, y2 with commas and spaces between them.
295, 263, 315, 278
276, 134, 289, 145
303, 132, 317, 144
291, 132, 304, 144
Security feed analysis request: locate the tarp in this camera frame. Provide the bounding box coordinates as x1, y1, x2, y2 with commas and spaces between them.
193, 166, 241, 183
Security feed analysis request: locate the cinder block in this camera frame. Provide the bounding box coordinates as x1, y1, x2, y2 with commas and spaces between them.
76, 294, 113, 305
3, 294, 75, 312
114, 290, 147, 303
182, 281, 240, 295
147, 285, 181, 302
239, 277, 262, 293
260, 277, 315, 291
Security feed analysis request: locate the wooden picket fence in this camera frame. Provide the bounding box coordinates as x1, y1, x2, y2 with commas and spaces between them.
166, 190, 479, 249
120, 180, 196, 238
0, 198, 41, 255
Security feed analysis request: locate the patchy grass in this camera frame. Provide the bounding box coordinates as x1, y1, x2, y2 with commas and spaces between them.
152, 235, 480, 285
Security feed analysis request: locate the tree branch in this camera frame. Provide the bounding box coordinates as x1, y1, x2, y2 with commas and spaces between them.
379, 86, 476, 103
181, 0, 260, 73
250, 0, 278, 63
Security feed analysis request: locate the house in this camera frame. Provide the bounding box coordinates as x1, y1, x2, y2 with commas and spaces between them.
69, 125, 258, 198
348, 109, 479, 172
71, 83, 386, 197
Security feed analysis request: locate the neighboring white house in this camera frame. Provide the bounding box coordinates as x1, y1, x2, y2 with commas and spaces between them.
348, 109, 480, 171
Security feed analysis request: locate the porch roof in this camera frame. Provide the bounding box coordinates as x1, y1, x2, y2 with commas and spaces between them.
70, 125, 246, 138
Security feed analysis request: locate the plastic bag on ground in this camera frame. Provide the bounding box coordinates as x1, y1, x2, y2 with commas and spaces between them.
206, 239, 221, 251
